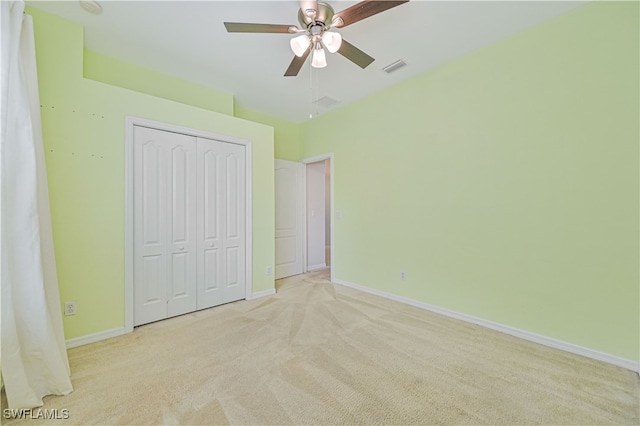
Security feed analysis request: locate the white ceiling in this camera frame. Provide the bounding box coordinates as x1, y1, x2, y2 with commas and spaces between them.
27, 1, 586, 123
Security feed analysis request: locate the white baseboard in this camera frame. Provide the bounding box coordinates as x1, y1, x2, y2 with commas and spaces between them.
307, 263, 327, 272
333, 278, 639, 373
66, 289, 277, 348
65, 327, 127, 349
251, 288, 276, 300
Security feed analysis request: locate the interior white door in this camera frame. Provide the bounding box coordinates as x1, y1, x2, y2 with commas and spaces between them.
197, 138, 246, 308
275, 159, 304, 279
133, 126, 197, 326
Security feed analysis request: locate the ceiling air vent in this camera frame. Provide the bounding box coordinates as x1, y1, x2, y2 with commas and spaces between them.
313, 96, 341, 109
382, 59, 407, 74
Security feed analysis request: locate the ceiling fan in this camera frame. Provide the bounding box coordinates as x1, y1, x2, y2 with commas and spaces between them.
224, 0, 409, 77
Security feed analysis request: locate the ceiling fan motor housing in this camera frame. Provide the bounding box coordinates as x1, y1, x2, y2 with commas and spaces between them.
298, 2, 335, 29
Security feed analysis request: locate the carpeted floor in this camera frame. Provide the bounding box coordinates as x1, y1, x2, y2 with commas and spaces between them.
3, 269, 639, 425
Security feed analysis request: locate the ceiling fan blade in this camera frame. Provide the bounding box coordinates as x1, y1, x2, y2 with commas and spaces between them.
299, 0, 319, 18
284, 48, 311, 77
224, 22, 296, 34
332, 0, 409, 28
337, 39, 374, 69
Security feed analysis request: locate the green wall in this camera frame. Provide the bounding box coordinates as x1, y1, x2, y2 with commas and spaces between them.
83, 49, 234, 116
28, 8, 275, 340
83, 48, 302, 162
301, 2, 639, 361
234, 105, 302, 161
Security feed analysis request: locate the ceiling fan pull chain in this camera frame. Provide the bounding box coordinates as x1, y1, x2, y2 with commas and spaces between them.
309, 50, 313, 119
315, 64, 319, 117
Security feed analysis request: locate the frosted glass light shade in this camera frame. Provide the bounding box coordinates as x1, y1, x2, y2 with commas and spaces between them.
311, 47, 327, 68
322, 31, 342, 53
290, 35, 311, 57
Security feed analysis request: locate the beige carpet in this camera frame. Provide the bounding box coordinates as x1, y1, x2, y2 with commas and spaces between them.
3, 270, 639, 425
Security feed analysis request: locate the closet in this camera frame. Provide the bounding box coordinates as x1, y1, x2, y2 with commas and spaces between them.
132, 126, 246, 326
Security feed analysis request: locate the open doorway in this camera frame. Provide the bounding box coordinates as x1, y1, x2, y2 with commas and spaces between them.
274, 154, 333, 281
303, 154, 333, 277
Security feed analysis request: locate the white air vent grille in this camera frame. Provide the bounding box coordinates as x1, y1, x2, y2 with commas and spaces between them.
313, 96, 341, 108
382, 59, 407, 74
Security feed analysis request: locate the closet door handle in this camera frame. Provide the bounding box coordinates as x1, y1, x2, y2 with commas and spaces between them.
209, 243, 215, 248
179, 246, 184, 251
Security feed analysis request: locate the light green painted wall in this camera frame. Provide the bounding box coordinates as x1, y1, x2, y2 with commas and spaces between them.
28, 8, 275, 340
83, 49, 302, 162
302, 2, 639, 361
234, 105, 302, 161
83, 49, 234, 116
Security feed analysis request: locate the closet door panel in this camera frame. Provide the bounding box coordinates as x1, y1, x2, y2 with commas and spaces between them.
134, 126, 197, 325
141, 254, 164, 309
222, 143, 246, 303
134, 128, 168, 325
197, 139, 224, 309
203, 249, 219, 290
167, 137, 197, 318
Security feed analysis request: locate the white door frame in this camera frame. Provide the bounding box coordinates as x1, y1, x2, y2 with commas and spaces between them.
301, 153, 334, 282
124, 116, 253, 333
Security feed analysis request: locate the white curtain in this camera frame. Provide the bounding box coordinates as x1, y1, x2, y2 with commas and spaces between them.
1, 0, 73, 409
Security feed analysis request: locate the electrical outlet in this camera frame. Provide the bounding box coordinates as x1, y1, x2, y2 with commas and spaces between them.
266, 266, 273, 276
400, 271, 407, 281
64, 302, 77, 316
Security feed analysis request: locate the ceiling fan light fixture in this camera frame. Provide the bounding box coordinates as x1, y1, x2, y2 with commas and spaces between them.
321, 31, 342, 53
290, 34, 311, 57
311, 45, 327, 68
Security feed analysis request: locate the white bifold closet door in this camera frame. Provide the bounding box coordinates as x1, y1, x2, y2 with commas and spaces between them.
196, 137, 246, 310
133, 126, 245, 326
